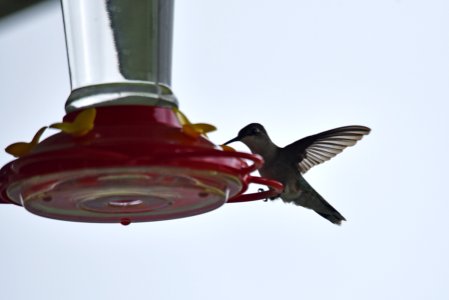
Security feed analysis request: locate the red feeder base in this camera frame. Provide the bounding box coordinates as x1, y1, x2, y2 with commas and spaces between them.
0, 106, 282, 224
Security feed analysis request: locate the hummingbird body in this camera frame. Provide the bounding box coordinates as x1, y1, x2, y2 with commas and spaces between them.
225, 123, 370, 225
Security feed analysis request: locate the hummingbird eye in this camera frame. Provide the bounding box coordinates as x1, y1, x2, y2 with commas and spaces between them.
249, 127, 261, 135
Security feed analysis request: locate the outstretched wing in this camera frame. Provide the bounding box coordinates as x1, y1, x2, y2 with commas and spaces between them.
283, 125, 370, 174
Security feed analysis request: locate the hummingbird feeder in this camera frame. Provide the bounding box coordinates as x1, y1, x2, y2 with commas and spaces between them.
0, 0, 283, 225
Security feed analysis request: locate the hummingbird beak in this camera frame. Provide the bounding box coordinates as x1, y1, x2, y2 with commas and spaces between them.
224, 136, 241, 145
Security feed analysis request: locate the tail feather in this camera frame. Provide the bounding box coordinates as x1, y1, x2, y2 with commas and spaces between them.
282, 176, 346, 225
316, 212, 346, 225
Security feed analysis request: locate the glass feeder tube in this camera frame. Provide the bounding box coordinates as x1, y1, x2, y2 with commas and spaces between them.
61, 0, 177, 112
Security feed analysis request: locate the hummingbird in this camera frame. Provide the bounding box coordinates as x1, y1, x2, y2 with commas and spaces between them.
225, 123, 370, 225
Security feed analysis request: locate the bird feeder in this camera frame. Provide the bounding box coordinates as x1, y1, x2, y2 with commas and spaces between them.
0, 0, 283, 225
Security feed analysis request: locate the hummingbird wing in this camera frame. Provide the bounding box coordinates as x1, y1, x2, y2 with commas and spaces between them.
283, 125, 370, 174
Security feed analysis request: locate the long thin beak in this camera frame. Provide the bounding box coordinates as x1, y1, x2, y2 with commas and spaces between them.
224, 136, 240, 145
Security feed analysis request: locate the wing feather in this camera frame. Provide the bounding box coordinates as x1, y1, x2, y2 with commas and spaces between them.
283, 126, 370, 174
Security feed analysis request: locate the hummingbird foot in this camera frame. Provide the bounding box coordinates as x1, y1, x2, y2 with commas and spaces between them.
258, 188, 281, 201
258, 188, 269, 202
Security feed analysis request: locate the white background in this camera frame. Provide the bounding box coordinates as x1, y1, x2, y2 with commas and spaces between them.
1, 1, 448, 299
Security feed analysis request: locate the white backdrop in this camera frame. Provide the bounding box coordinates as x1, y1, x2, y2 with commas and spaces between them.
0, 1, 448, 299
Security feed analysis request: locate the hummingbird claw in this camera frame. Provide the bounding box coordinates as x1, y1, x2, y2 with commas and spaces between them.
258, 188, 281, 201
257, 188, 269, 202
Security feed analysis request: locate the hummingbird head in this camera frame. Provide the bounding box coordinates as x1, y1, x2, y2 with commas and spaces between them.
224, 123, 275, 156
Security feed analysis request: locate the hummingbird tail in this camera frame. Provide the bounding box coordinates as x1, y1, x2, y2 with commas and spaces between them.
315, 211, 346, 225
286, 177, 346, 225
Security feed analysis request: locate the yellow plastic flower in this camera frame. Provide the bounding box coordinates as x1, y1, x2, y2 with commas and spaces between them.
50, 107, 96, 137
173, 107, 190, 125
5, 126, 47, 158
172, 107, 216, 138
182, 123, 217, 138
220, 144, 236, 152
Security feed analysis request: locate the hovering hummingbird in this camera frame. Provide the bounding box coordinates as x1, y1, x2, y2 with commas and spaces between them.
225, 124, 370, 225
